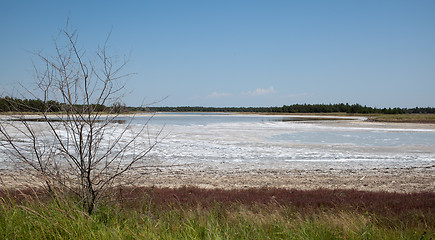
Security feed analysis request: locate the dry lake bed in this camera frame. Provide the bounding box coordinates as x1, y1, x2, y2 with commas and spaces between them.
1, 113, 434, 192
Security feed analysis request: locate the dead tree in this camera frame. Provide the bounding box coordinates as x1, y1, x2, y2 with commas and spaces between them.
0, 24, 160, 214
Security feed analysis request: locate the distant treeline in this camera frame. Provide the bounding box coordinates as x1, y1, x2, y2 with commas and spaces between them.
1, 97, 435, 114
0, 97, 114, 113
134, 104, 435, 114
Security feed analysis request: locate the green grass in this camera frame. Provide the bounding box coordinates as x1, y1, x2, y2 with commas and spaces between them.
367, 113, 435, 123
1, 187, 433, 239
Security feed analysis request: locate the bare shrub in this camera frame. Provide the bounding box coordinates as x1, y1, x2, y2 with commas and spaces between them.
0, 23, 160, 214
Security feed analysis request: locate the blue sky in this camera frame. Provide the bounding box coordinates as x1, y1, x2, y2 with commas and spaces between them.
1, 1, 434, 108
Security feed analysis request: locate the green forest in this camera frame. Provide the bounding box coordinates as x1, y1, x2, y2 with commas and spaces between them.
0, 97, 107, 113
1, 96, 435, 114
136, 104, 435, 114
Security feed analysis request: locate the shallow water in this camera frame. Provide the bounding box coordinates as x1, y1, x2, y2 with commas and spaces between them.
124, 113, 435, 172
1, 113, 434, 172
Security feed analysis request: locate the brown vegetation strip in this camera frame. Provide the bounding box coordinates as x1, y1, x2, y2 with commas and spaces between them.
3, 187, 434, 215
116, 187, 434, 213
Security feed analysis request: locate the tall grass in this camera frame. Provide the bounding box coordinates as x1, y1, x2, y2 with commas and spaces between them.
1, 187, 433, 239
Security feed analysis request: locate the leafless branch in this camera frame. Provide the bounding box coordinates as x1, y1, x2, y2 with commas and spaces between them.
0, 24, 160, 214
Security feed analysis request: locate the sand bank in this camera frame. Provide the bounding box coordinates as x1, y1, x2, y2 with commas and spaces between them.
2, 165, 433, 193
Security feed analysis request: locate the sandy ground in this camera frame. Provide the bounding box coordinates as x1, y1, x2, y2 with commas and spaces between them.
2, 165, 433, 193
130, 166, 435, 193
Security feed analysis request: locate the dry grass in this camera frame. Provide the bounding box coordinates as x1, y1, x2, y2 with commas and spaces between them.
368, 114, 435, 123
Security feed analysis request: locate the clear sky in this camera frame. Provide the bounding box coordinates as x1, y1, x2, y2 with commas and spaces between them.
1, 1, 434, 108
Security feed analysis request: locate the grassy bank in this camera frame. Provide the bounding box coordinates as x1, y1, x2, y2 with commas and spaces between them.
1, 187, 434, 239
367, 113, 435, 124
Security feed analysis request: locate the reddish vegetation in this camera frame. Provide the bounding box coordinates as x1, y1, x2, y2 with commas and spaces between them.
2, 186, 434, 218
112, 187, 435, 216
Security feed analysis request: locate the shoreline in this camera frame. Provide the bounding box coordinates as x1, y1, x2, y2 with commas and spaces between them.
131, 166, 435, 193
2, 111, 435, 124
2, 165, 434, 193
